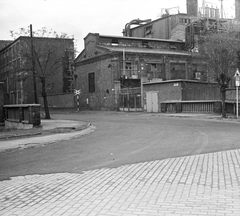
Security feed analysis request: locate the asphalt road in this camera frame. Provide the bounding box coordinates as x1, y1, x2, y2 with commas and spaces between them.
1, 111, 240, 180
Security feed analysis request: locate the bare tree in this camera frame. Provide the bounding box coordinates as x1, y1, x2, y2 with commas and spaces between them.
23, 40, 62, 118
10, 27, 74, 119
199, 31, 240, 118
10, 27, 74, 39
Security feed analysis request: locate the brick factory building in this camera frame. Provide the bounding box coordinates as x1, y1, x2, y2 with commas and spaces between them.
74, 33, 206, 111
0, 36, 74, 106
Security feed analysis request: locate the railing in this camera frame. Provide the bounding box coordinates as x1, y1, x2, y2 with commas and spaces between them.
181, 101, 215, 113
121, 69, 163, 80
121, 69, 139, 79
120, 87, 141, 94
161, 100, 222, 113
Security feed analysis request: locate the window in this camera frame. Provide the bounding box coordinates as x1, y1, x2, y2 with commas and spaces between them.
142, 41, 149, 47
88, 72, 95, 93
146, 63, 163, 79
125, 62, 132, 70
151, 63, 157, 72
192, 64, 205, 80
179, 18, 190, 24
111, 38, 119, 46
144, 25, 153, 36
170, 44, 177, 49
170, 63, 186, 79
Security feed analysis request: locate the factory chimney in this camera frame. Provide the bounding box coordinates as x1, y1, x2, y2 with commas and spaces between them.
236, 0, 240, 21
187, 0, 198, 17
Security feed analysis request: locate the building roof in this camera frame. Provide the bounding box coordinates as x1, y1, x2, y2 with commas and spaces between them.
129, 13, 188, 31
97, 45, 191, 56
143, 79, 218, 85
98, 34, 185, 44
0, 40, 13, 51
0, 36, 73, 52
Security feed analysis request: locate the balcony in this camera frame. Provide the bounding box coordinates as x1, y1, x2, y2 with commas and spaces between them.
121, 69, 140, 79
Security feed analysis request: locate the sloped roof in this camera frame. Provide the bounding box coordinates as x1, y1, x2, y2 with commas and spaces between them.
98, 34, 185, 44
97, 45, 191, 56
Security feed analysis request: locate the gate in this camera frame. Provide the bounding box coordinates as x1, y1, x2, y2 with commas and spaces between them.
119, 87, 142, 111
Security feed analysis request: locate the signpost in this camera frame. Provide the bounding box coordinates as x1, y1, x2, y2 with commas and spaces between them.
235, 69, 240, 118
74, 89, 81, 112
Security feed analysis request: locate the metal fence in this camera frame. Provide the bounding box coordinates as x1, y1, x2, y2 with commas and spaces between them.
161, 100, 222, 113
181, 101, 215, 113
119, 87, 142, 111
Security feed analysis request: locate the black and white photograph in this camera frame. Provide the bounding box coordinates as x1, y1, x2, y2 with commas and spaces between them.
0, 0, 240, 215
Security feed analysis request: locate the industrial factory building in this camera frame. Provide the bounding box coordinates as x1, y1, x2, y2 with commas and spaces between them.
74, 0, 240, 112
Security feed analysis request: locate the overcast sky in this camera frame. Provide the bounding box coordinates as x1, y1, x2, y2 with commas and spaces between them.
0, 0, 234, 53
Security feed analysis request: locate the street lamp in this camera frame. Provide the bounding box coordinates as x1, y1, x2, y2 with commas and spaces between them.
234, 68, 240, 118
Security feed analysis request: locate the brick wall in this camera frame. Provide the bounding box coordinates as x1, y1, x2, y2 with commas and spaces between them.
75, 57, 115, 110
226, 88, 240, 101
143, 81, 182, 104
170, 24, 186, 41
0, 83, 3, 123
143, 80, 221, 112
182, 82, 220, 100
39, 93, 75, 108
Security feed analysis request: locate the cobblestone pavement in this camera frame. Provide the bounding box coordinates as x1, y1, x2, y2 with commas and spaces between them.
1, 149, 240, 216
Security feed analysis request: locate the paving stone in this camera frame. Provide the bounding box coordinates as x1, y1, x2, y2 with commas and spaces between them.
0, 149, 240, 216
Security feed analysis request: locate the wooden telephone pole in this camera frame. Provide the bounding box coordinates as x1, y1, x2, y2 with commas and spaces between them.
30, 24, 38, 104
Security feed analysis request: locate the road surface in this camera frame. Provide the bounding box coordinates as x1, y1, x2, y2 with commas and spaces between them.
0, 111, 240, 180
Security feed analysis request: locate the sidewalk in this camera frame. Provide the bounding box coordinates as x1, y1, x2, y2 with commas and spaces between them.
0, 119, 93, 153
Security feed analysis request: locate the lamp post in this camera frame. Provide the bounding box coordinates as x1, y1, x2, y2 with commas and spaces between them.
235, 68, 240, 118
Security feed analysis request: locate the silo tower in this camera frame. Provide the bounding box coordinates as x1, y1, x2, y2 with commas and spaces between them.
187, 0, 198, 17
236, 0, 240, 20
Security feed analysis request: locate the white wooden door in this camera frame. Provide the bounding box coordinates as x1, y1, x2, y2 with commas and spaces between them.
146, 92, 152, 112
146, 91, 158, 113
152, 92, 158, 112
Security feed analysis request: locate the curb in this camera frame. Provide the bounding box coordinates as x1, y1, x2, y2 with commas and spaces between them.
0, 124, 94, 153
0, 123, 91, 141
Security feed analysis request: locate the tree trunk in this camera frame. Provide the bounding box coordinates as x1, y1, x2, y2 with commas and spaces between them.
41, 78, 51, 119
221, 87, 227, 118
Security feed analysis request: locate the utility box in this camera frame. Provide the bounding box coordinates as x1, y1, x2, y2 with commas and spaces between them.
4, 104, 41, 129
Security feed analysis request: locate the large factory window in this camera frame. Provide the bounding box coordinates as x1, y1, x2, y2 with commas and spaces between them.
111, 38, 119, 46
88, 72, 95, 93
170, 63, 186, 80
144, 25, 152, 36
179, 18, 190, 24
146, 63, 164, 80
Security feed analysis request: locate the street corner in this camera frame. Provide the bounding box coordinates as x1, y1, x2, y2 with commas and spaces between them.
0, 124, 96, 154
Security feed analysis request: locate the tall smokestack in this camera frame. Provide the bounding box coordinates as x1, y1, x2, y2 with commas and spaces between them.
187, 0, 198, 17
236, 0, 240, 21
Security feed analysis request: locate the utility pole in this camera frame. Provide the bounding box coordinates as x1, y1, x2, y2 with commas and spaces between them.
219, 0, 224, 18
30, 24, 38, 103
235, 68, 240, 118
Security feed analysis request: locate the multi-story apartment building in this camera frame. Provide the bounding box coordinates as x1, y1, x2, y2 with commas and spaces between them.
0, 36, 74, 105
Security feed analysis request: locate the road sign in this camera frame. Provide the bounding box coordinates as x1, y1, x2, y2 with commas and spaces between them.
235, 69, 240, 86
74, 89, 81, 112
74, 89, 81, 95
